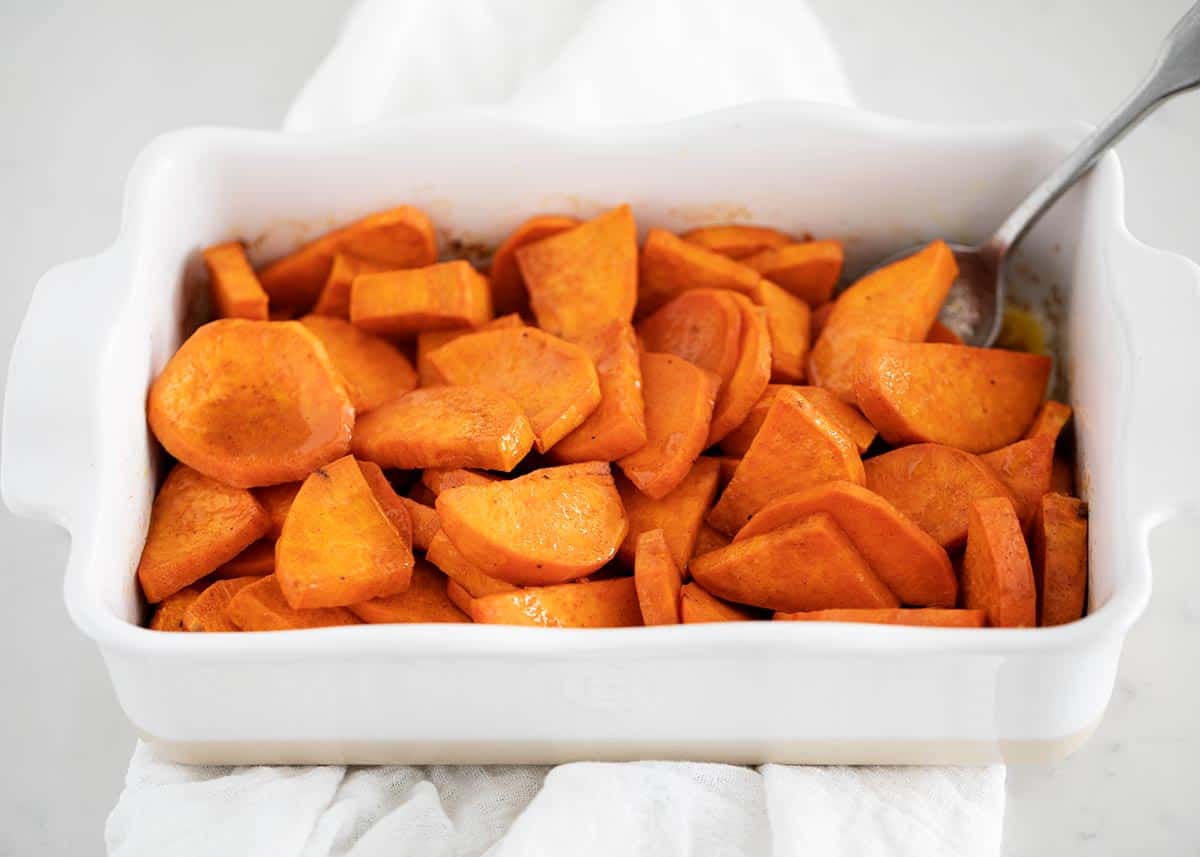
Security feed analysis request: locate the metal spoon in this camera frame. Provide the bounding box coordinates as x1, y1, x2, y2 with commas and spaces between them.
874, 2, 1200, 347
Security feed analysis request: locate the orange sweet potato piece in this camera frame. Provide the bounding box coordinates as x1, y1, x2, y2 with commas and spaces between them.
312, 254, 391, 318
855, 338, 1052, 453
259, 205, 436, 312
299, 315, 417, 413
637, 229, 762, 317
707, 295, 773, 445
348, 559, 469, 624
634, 529, 683, 625
147, 319, 354, 488
962, 497, 1036, 627
774, 608, 985, 627
680, 224, 792, 260
408, 481, 438, 506
416, 313, 523, 387
550, 321, 647, 462
437, 462, 627, 585
692, 524, 731, 559
616, 458, 721, 569
1031, 494, 1088, 626
183, 576, 263, 632
428, 327, 601, 453
516, 205, 637, 339
617, 353, 719, 500
401, 498, 440, 551
981, 436, 1054, 529
809, 302, 834, 340
149, 586, 202, 631
276, 455, 414, 608
203, 241, 269, 321
1050, 457, 1075, 495
446, 579, 473, 614
421, 468, 499, 495
679, 582, 757, 622
864, 444, 1014, 551
254, 482, 301, 540
735, 481, 955, 607
350, 260, 492, 337
352, 386, 534, 471
469, 577, 643, 627
357, 460, 414, 548
714, 456, 740, 489
809, 240, 958, 402
637, 289, 743, 389
1025, 400, 1072, 445
212, 539, 275, 578
719, 385, 876, 457
425, 530, 517, 597
741, 240, 843, 305
226, 576, 361, 631
750, 279, 810, 383
708, 388, 864, 535
136, 465, 270, 602
926, 320, 964, 345
490, 214, 581, 315
692, 513, 897, 612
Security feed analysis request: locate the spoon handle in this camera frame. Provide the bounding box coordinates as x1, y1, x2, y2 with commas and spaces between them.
985, 2, 1200, 259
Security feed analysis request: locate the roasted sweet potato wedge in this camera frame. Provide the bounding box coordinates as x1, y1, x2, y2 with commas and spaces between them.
713, 456, 740, 489
183, 576, 264, 632
809, 301, 834, 340
203, 241, 269, 321
253, 482, 301, 541
691, 524, 731, 560
415, 313, 523, 387
741, 240, 843, 305
680, 224, 792, 259
226, 576, 361, 631
421, 468, 500, 495
149, 586, 202, 632
489, 214, 581, 316
312, 254, 391, 318
351, 260, 492, 337
981, 436, 1055, 529
357, 460, 414, 549
469, 577, 643, 627
446, 579, 473, 614
212, 539, 276, 578
774, 608, 985, 627
750, 279, 810, 383
616, 458, 721, 569
679, 582, 757, 623
637, 289, 743, 389
1025, 400, 1072, 445
401, 498, 440, 551
637, 229, 761, 316
1031, 494, 1088, 626
1050, 457, 1075, 495
634, 529, 683, 625
719, 385, 876, 457
925, 320, 964, 345
348, 560, 469, 624
425, 530, 517, 598
706, 294, 773, 445
300, 315, 417, 413
962, 497, 1036, 627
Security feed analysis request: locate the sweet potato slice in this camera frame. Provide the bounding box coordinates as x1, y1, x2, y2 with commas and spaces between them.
707, 295, 773, 445
312, 254, 391, 318
962, 497, 1036, 627
401, 498, 440, 551
741, 240, 843, 305
469, 577, 643, 627
276, 455, 414, 608
416, 313, 523, 387
428, 327, 601, 453
750, 279, 810, 383
981, 436, 1054, 529
637, 229, 762, 316
735, 481, 955, 607
926, 320, 964, 345
212, 539, 275, 578
774, 608, 985, 627
226, 576, 361, 631
692, 524, 731, 559
855, 338, 1052, 453
203, 241, 269, 321
259, 205, 437, 312
446, 580, 473, 614
617, 353, 720, 500
1031, 494, 1088, 626
436, 462, 627, 585
348, 559, 469, 624
490, 214, 581, 315
634, 529, 683, 625
636, 289, 743, 389
149, 586, 202, 632
1050, 457, 1075, 495
708, 388, 864, 535
421, 468, 499, 495
136, 464, 270, 603
719, 385, 876, 457
352, 386, 534, 471
357, 460, 414, 549
253, 482, 301, 540
516, 205, 637, 339
183, 576, 263, 632
864, 444, 1014, 551
713, 456, 740, 489
1025, 400, 1072, 444
809, 302, 834, 339
616, 458, 721, 569
692, 513, 897, 612
351, 260, 492, 337
809, 240, 958, 402
550, 321, 647, 462
679, 582, 757, 623
147, 320, 354, 488
299, 315, 417, 413
680, 224, 792, 260
408, 481, 438, 506
426, 530, 517, 598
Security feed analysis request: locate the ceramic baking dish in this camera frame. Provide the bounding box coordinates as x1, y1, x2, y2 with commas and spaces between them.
5, 103, 1198, 765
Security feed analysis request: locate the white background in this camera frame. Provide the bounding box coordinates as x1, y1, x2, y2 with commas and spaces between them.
1, 1, 1197, 854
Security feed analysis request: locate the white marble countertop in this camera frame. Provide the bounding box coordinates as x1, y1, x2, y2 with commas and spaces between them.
1, 1, 1196, 853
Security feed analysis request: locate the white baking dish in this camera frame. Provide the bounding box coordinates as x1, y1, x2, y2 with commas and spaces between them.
5, 103, 1198, 765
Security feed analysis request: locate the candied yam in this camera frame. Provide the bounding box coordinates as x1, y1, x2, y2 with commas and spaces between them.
1026, 400, 1073, 444
352, 386, 534, 471
469, 578, 642, 628
615, 458, 721, 569
680, 224, 792, 259
436, 462, 627, 585
148, 586, 202, 632
1051, 456, 1075, 495
203, 241, 268, 321
348, 560, 469, 624
926, 319, 964, 345
706, 295, 772, 445
401, 498, 440, 551
774, 608, 985, 627
183, 576, 263, 632
680, 582, 757, 623
864, 444, 1014, 551
428, 327, 601, 453
426, 530, 517, 597
981, 436, 1055, 529
299, 315, 417, 413
962, 497, 1036, 627
212, 539, 275, 578
357, 460, 414, 549
855, 338, 1052, 453
446, 580, 473, 614
692, 513, 897, 612
490, 214, 581, 315
517, 205, 637, 339
634, 529, 683, 625
276, 455, 414, 608
637, 229, 762, 317
254, 482, 301, 540
1031, 494, 1089, 626
750, 279, 810, 383
350, 260, 492, 337
809, 240, 958, 402
691, 524, 731, 559
408, 481, 438, 506
259, 205, 437, 312
550, 321, 647, 463
136, 465, 270, 603
713, 456, 740, 489
416, 313, 523, 387
708, 389, 864, 536
147, 319, 354, 488
312, 254, 391, 318
741, 240, 843, 305
421, 468, 500, 496
636, 289, 743, 389
810, 302, 834, 340
226, 576, 361, 631
617, 353, 719, 500
720, 385, 876, 458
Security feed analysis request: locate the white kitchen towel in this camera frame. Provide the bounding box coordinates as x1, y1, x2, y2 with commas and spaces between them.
109, 1, 1006, 854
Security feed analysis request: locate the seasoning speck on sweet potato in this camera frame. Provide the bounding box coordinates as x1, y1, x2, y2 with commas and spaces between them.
490, 214, 580, 316
351, 260, 493, 337
203, 241, 269, 321
469, 577, 643, 627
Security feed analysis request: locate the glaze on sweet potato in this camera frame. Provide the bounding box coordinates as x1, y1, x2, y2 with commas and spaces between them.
351, 260, 493, 337
183, 576, 264, 632
203, 241, 269, 321
226, 576, 361, 631
615, 458, 721, 569
1031, 494, 1088, 626
253, 482, 301, 541
680, 224, 792, 260
719, 385, 876, 457
348, 559, 469, 624
707, 294, 773, 445
637, 289, 743, 389
637, 229, 762, 316
774, 608, 985, 627
750, 279, 810, 383
634, 529, 683, 625
415, 313, 523, 387
489, 215, 581, 316
312, 254, 391, 318
300, 315, 417, 413
149, 586, 202, 632
981, 436, 1054, 529
425, 530, 517, 598
962, 497, 1036, 627
469, 577, 643, 627
679, 582, 757, 623
741, 240, 843, 305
